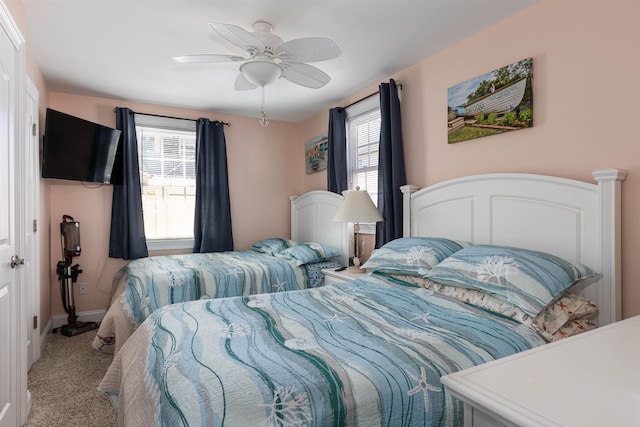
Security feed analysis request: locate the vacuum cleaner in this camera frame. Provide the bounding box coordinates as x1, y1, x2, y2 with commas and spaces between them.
53, 215, 98, 336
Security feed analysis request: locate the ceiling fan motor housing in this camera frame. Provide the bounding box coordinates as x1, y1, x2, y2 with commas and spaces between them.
251, 21, 283, 54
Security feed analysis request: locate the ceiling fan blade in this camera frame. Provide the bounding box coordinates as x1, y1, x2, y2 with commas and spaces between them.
283, 62, 331, 89
275, 37, 341, 63
234, 73, 260, 91
209, 22, 265, 54
173, 54, 246, 63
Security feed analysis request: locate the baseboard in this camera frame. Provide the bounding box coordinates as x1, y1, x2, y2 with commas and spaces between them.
51, 309, 106, 330
26, 389, 31, 419
40, 317, 53, 349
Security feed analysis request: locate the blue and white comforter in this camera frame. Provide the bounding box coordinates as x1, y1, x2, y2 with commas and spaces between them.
92, 251, 339, 355
99, 274, 545, 426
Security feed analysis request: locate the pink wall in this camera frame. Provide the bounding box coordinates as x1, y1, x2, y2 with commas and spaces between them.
9, 0, 639, 324
45, 93, 301, 316
5, 0, 24, 30
300, 0, 640, 319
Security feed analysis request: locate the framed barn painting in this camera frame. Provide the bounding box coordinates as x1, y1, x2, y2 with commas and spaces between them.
305, 134, 328, 174
447, 58, 533, 144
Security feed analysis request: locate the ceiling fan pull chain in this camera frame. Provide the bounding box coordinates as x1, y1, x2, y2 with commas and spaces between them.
259, 85, 270, 127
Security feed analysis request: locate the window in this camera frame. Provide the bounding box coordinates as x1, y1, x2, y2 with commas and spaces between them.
346, 96, 381, 234
135, 114, 197, 250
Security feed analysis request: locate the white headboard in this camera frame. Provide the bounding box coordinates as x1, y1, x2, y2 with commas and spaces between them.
401, 169, 626, 327
290, 191, 351, 266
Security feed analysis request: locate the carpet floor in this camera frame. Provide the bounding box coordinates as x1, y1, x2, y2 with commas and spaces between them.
25, 330, 116, 426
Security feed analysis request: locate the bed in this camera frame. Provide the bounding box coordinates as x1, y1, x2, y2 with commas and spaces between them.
92, 190, 351, 355
98, 169, 625, 426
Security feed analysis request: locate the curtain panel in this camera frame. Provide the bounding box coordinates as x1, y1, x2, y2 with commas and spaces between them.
375, 79, 407, 249
326, 107, 348, 194
109, 107, 148, 260
193, 118, 234, 253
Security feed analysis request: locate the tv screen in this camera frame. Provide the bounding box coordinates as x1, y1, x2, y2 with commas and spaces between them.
42, 108, 123, 184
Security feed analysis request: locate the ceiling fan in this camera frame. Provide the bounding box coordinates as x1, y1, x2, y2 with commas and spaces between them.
173, 21, 342, 91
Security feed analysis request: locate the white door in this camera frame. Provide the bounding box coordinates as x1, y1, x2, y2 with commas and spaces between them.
0, 4, 27, 426
0, 15, 19, 427
25, 78, 40, 370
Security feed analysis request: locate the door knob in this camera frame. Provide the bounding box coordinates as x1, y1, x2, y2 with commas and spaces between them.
10, 255, 24, 269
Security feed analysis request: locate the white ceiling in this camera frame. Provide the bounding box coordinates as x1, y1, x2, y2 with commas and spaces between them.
23, 0, 538, 123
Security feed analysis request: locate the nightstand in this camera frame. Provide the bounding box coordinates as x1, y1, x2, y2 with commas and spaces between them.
441, 315, 640, 427
322, 268, 369, 286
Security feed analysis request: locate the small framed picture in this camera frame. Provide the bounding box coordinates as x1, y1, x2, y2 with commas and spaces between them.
305, 135, 328, 174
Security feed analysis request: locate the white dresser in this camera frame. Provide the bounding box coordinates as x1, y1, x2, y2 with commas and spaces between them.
441, 315, 640, 427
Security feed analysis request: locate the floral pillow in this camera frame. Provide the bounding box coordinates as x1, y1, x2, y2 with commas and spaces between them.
276, 242, 341, 266
424, 245, 599, 317
361, 237, 472, 276
251, 238, 297, 256
551, 319, 596, 341
423, 278, 597, 342
533, 292, 598, 338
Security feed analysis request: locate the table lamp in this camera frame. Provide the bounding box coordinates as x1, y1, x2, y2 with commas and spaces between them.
334, 187, 383, 273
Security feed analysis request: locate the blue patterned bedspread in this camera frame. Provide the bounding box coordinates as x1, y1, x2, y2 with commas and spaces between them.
99, 274, 545, 426
92, 251, 339, 355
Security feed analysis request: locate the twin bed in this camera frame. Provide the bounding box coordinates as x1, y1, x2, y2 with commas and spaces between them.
97, 169, 625, 426
93, 190, 351, 355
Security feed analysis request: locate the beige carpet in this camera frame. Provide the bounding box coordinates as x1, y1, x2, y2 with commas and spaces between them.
25, 329, 116, 426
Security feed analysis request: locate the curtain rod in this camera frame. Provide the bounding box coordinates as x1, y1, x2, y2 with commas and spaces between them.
344, 82, 403, 109
112, 108, 230, 126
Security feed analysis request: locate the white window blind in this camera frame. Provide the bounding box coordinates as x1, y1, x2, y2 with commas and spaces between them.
346, 96, 381, 234
135, 114, 197, 250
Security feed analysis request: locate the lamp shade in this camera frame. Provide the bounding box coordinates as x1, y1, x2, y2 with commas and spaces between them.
334, 188, 383, 223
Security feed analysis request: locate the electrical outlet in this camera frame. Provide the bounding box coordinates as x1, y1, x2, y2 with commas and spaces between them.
78, 283, 88, 295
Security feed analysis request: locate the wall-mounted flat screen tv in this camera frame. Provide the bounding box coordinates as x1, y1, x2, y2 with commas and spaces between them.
42, 108, 123, 184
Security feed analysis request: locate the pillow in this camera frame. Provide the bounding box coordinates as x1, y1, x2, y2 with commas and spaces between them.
533, 292, 598, 337
423, 277, 597, 341
551, 318, 596, 341
251, 238, 297, 256
361, 237, 472, 276
276, 242, 341, 266
425, 245, 599, 317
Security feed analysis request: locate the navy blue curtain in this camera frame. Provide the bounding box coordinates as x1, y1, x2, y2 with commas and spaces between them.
109, 107, 148, 260
193, 118, 233, 253
326, 107, 348, 194
375, 79, 406, 249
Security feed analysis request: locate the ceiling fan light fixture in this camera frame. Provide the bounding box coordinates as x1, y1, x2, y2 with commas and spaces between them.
175, 21, 343, 127
240, 59, 282, 86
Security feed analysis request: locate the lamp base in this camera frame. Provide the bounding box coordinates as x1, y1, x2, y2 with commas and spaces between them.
347, 266, 367, 274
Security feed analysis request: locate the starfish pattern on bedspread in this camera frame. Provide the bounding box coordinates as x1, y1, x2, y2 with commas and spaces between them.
407, 366, 442, 413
